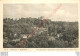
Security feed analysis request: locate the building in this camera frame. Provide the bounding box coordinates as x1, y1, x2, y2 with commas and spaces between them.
33, 27, 48, 35
20, 33, 28, 39
12, 39, 20, 42
48, 36, 55, 41
57, 33, 63, 38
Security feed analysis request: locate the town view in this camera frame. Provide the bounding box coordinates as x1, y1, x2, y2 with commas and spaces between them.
3, 17, 78, 48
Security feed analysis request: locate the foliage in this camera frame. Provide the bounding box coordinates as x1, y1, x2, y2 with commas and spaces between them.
3, 17, 78, 48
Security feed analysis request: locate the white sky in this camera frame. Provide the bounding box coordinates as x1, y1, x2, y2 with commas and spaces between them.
8, 52, 77, 56
3, 4, 78, 22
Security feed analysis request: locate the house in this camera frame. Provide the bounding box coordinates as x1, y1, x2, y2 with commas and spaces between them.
48, 36, 55, 41
20, 33, 28, 39
12, 39, 20, 42
14, 33, 17, 37
57, 33, 63, 38
22, 34, 28, 38
33, 27, 48, 35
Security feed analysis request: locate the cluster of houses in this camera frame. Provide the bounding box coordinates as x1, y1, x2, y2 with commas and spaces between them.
3, 26, 63, 44
33, 27, 48, 35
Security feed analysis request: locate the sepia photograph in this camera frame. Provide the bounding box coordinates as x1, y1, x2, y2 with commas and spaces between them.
3, 4, 78, 48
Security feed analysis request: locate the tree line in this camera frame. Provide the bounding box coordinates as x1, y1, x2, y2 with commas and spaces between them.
3, 17, 78, 48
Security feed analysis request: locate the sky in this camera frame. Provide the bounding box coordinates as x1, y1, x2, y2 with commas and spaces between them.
3, 4, 78, 22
